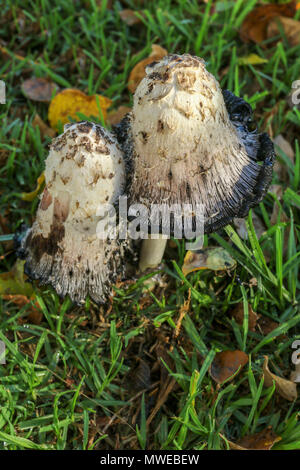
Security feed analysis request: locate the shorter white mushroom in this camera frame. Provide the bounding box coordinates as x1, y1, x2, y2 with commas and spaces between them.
19, 121, 128, 304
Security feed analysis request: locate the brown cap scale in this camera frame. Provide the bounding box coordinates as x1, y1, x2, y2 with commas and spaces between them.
20, 121, 127, 304
115, 54, 274, 270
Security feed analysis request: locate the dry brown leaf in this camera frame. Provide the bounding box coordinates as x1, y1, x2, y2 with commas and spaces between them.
268, 184, 289, 226
209, 350, 248, 384
119, 9, 142, 25
107, 105, 131, 126
274, 134, 295, 161
267, 16, 300, 46
125, 359, 151, 393
224, 426, 281, 450
234, 212, 265, 240
231, 302, 260, 332
128, 44, 168, 93
263, 356, 297, 401
48, 89, 112, 130
22, 77, 58, 102
32, 114, 56, 139
273, 134, 295, 182
240, 2, 297, 44
258, 316, 279, 336
3, 294, 43, 325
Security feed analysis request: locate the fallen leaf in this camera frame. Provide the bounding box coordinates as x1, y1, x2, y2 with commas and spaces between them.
263, 356, 297, 401
231, 302, 260, 332
224, 426, 281, 450
258, 316, 279, 336
274, 134, 295, 161
268, 184, 289, 226
182, 247, 236, 276
209, 350, 248, 384
119, 9, 142, 25
238, 53, 268, 66
234, 213, 265, 240
240, 2, 297, 44
128, 44, 168, 93
32, 114, 56, 139
3, 294, 43, 324
125, 359, 151, 393
107, 105, 131, 126
267, 16, 300, 46
21, 172, 45, 201
22, 77, 58, 102
273, 134, 295, 182
0, 260, 33, 297
48, 89, 112, 130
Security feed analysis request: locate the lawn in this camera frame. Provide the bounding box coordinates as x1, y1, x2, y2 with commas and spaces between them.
0, 0, 300, 451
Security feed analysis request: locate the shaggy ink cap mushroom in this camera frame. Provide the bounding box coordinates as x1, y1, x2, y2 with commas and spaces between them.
20, 121, 127, 305
116, 54, 274, 270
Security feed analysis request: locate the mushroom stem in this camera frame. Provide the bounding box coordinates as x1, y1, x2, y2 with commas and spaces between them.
139, 235, 168, 272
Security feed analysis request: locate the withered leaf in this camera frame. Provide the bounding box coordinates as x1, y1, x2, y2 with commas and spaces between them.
226, 426, 281, 450
3, 295, 43, 325
234, 213, 265, 240
263, 356, 297, 402
182, 247, 236, 276
32, 114, 56, 139
258, 315, 279, 336
231, 302, 260, 332
128, 44, 167, 93
125, 359, 151, 393
0, 260, 33, 297
240, 2, 297, 44
209, 350, 248, 384
267, 16, 300, 46
22, 77, 58, 102
119, 9, 142, 26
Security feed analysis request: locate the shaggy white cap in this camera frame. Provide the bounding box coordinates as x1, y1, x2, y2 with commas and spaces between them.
128, 54, 262, 232
22, 121, 127, 304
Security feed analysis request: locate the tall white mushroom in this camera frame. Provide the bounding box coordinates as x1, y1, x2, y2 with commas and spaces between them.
20, 121, 128, 304
116, 54, 274, 271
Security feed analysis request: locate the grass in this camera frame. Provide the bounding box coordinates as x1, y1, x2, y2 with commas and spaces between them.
0, 0, 300, 450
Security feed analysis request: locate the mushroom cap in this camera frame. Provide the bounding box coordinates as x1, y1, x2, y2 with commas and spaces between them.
20, 121, 128, 305
117, 54, 274, 235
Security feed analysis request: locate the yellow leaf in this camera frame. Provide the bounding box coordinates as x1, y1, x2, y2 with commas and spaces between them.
238, 53, 268, 66
0, 260, 33, 297
48, 88, 112, 130
182, 247, 236, 276
21, 172, 45, 201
